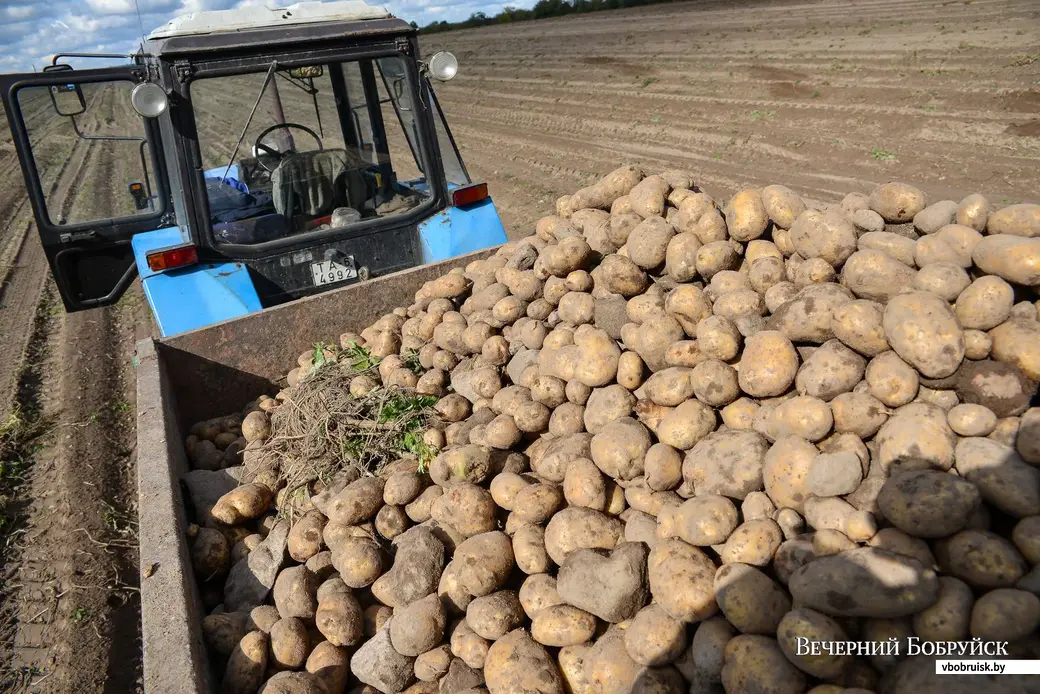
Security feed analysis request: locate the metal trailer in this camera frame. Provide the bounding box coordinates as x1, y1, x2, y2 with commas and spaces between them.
135, 246, 496, 693
0, 1, 507, 337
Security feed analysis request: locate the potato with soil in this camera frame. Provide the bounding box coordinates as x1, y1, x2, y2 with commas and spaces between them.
544, 506, 623, 565
877, 470, 981, 539
882, 291, 965, 379
972, 234, 1040, 286
568, 169, 643, 212
647, 538, 719, 623
212, 484, 274, 525
623, 603, 687, 666
724, 189, 770, 241
831, 299, 889, 357
789, 209, 858, 266
969, 588, 1040, 641
936, 529, 1028, 589
955, 275, 1014, 331
627, 216, 674, 270
530, 604, 598, 647
451, 532, 515, 598
868, 182, 927, 223
483, 629, 565, 694
721, 635, 807, 694
714, 563, 791, 634
795, 339, 866, 401
776, 608, 850, 679
683, 429, 769, 500
223, 630, 268, 694
738, 331, 799, 398
720, 519, 783, 566
657, 494, 739, 546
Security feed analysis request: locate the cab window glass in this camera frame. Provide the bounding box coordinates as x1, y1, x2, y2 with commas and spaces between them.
191, 56, 429, 246
17, 80, 158, 225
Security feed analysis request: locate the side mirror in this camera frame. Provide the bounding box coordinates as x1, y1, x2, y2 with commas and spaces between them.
43, 65, 85, 116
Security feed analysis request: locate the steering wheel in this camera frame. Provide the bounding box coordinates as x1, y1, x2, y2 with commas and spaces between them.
253, 122, 323, 172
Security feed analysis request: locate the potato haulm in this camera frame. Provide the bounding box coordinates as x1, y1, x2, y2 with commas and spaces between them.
185, 167, 1040, 694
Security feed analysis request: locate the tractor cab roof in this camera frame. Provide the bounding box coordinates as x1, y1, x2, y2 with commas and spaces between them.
144, 0, 410, 57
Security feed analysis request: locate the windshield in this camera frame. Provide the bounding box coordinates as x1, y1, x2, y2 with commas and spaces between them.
190, 55, 431, 246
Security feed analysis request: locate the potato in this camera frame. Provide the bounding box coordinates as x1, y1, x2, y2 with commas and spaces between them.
789, 209, 858, 267
542, 237, 591, 278
598, 254, 649, 297
450, 619, 491, 669
563, 458, 609, 511
724, 189, 770, 241
483, 629, 565, 694
201, 612, 250, 658
793, 257, 836, 288
431, 483, 496, 538
627, 216, 675, 270
789, 547, 938, 618
530, 604, 597, 647
868, 182, 926, 223
664, 231, 702, 282
619, 603, 685, 667
865, 351, 919, 408
882, 291, 965, 379
795, 339, 866, 401
776, 608, 850, 678
429, 444, 492, 487
326, 477, 384, 526
644, 443, 683, 491
987, 202, 1040, 237
969, 588, 1040, 641
315, 588, 363, 647
953, 275, 1014, 332
954, 437, 1040, 518
452, 532, 515, 597
414, 645, 452, 681
721, 635, 807, 694
912, 576, 973, 642
877, 470, 981, 538
513, 524, 551, 575
738, 331, 799, 397
647, 539, 718, 623
519, 573, 564, 618
972, 234, 1040, 286
767, 396, 833, 442
695, 240, 741, 280
842, 249, 917, 307
628, 174, 670, 218
191, 527, 230, 580
714, 562, 790, 634
947, 403, 998, 436
720, 519, 783, 566
270, 617, 309, 670
212, 484, 273, 525
512, 483, 565, 524
657, 494, 738, 546
222, 630, 268, 694
331, 537, 383, 588
761, 185, 805, 230
936, 529, 1028, 588
544, 507, 623, 565
590, 417, 652, 480
273, 565, 318, 621
405, 486, 443, 523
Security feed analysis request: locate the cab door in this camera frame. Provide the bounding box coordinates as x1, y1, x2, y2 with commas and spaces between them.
0, 65, 171, 310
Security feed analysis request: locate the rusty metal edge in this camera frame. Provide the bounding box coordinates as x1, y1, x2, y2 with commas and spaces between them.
136, 338, 211, 694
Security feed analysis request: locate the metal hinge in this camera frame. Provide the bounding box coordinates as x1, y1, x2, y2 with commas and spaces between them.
174, 62, 195, 83
60, 230, 97, 243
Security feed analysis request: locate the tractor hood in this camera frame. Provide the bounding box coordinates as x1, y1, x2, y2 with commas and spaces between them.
149, 0, 392, 39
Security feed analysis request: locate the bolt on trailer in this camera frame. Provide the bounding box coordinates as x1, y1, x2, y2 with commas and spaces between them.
0, 1, 507, 337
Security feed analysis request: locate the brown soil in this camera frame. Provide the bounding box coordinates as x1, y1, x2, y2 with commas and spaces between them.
0, 0, 1037, 690
424, 0, 1040, 237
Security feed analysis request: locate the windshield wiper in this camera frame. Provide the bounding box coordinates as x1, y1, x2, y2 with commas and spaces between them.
220, 61, 278, 183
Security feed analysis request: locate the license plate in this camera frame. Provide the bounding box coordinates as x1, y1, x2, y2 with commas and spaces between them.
310, 258, 357, 286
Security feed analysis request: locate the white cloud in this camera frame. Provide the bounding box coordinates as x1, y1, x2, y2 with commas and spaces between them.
0, 0, 536, 72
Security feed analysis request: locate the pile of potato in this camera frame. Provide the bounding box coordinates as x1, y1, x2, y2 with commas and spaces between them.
184, 166, 1040, 694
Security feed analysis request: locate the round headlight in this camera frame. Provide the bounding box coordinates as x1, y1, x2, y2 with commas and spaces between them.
429, 52, 458, 82
131, 82, 168, 118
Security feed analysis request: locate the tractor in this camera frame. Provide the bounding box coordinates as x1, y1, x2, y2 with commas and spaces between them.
0, 1, 507, 336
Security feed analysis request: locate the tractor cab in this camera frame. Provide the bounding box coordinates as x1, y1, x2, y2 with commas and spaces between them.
0, 1, 506, 336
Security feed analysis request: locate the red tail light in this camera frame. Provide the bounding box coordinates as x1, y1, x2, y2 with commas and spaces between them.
147, 244, 198, 272
452, 182, 489, 208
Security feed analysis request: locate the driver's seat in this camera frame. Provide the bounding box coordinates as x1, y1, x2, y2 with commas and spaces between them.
271, 149, 368, 220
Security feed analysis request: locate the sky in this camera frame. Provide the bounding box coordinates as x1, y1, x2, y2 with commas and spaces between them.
0, 0, 525, 73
